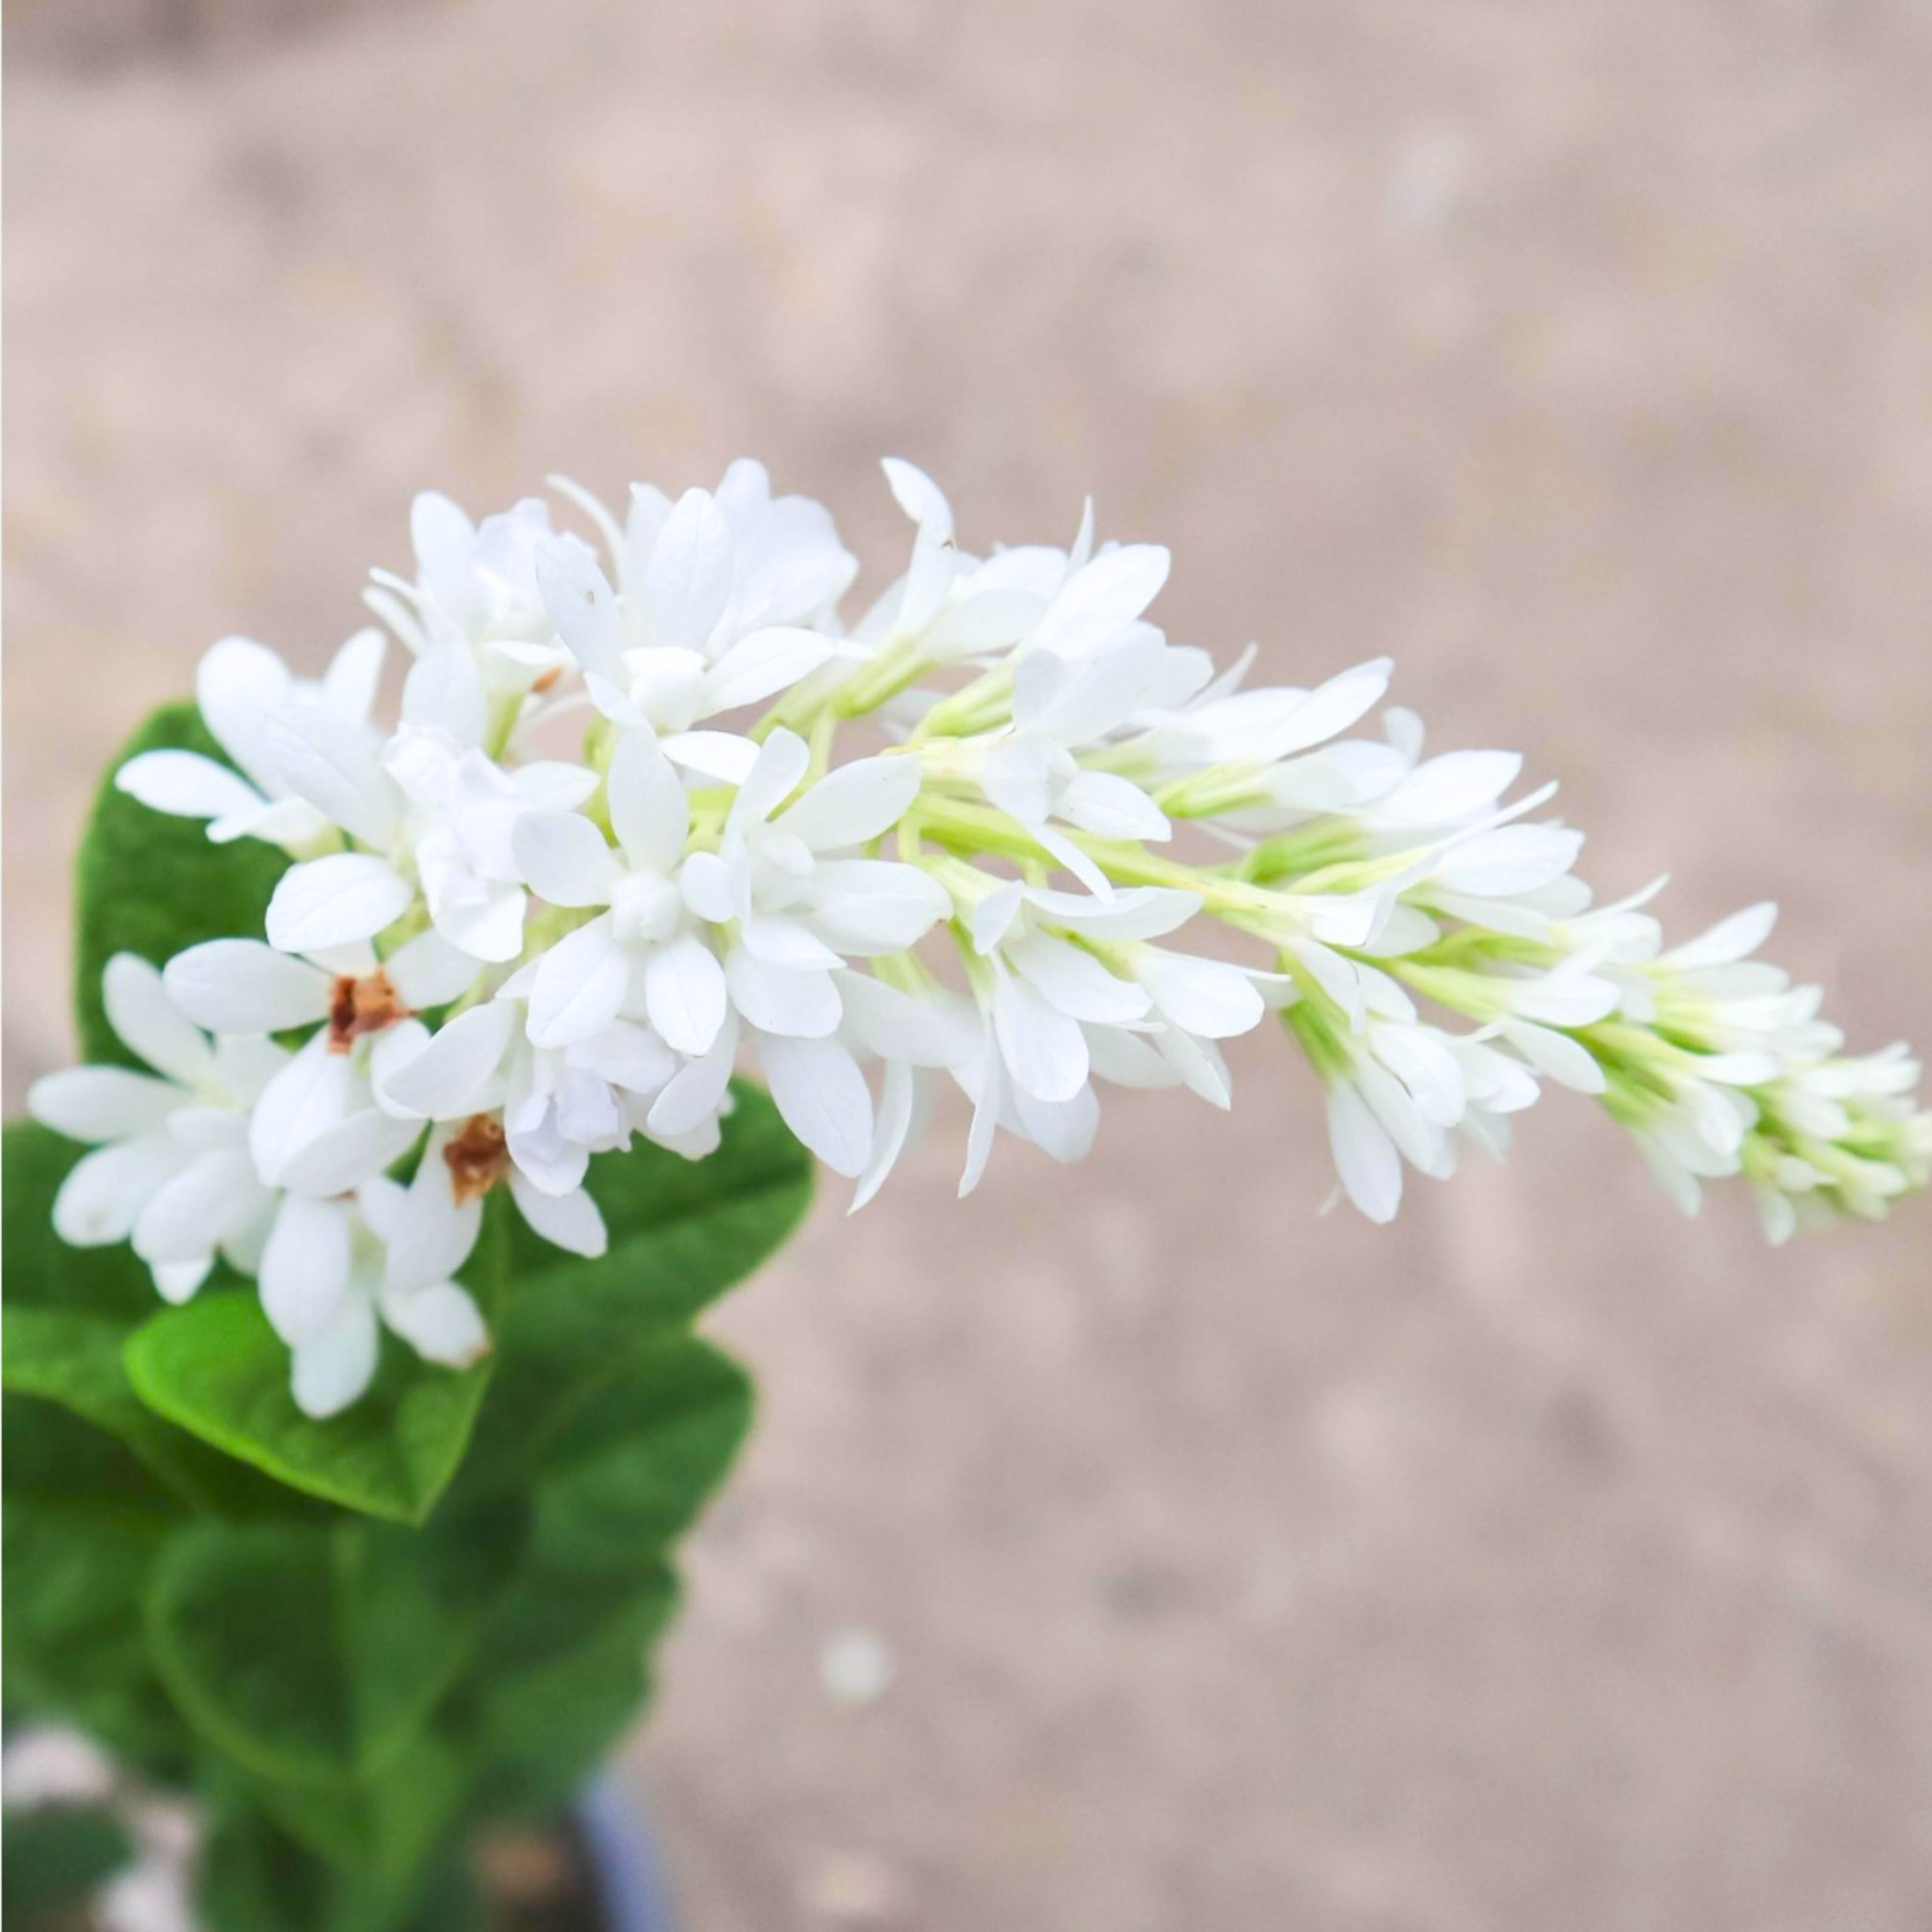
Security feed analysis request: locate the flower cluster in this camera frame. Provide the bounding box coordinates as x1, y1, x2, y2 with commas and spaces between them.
31, 459, 1929, 1413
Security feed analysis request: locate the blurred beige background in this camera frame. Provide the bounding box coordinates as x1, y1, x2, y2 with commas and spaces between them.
7, 1, 1932, 1927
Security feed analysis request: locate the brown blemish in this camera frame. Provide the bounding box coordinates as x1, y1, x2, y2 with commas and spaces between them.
327, 968, 413, 1054
444, 1114, 510, 1205
532, 665, 562, 693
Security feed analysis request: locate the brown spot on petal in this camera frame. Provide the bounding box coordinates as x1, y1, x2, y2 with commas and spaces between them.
327, 969, 412, 1054
444, 1114, 510, 1205
531, 666, 562, 693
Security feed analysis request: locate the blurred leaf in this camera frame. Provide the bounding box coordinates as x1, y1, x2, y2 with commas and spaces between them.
73, 703, 285, 1066
3, 1491, 188, 1765
2, 1805, 134, 1926
145, 1515, 500, 1788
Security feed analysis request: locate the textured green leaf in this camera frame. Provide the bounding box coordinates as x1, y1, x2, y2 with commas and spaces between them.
461, 1335, 751, 1813
504, 1080, 813, 1335
145, 1516, 497, 1788
124, 1288, 499, 1527
73, 702, 286, 1066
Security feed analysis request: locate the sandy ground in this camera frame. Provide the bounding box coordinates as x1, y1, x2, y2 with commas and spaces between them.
6, 1, 1932, 1927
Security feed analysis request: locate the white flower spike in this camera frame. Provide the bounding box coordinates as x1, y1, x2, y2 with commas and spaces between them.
37, 456, 1922, 1413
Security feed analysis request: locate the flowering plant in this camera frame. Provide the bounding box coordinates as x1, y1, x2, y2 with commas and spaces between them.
7, 458, 1925, 1927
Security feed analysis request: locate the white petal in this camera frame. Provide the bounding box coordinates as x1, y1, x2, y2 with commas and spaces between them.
1326, 1084, 1402, 1223
1497, 1017, 1606, 1094
196, 637, 294, 795
1007, 933, 1150, 1024
426, 878, 527, 967
806, 862, 950, 956
115, 751, 263, 823
400, 646, 488, 750
512, 812, 621, 908
727, 729, 812, 833
606, 730, 688, 872
1432, 825, 1584, 899
290, 1291, 380, 1418
851, 1058, 918, 1213
881, 457, 953, 538
380, 1281, 490, 1368
507, 1171, 608, 1258
537, 537, 628, 680
53, 1135, 191, 1247
1668, 902, 1778, 972
104, 954, 215, 1086
1055, 770, 1170, 842
724, 949, 842, 1039
703, 627, 836, 714
1382, 750, 1522, 825
380, 1165, 484, 1292
660, 730, 760, 785
132, 1151, 261, 1267
1026, 885, 1200, 942
647, 1013, 739, 1140
1010, 1080, 1101, 1164
382, 928, 482, 1010
641, 488, 733, 651
266, 705, 401, 847
527, 915, 630, 1048
1031, 544, 1170, 658
277, 1107, 423, 1199
511, 761, 603, 812
28, 1066, 181, 1143
1136, 949, 1265, 1038
572, 1018, 677, 1095
258, 1195, 352, 1346
153, 1258, 212, 1305
777, 756, 923, 855
379, 1002, 517, 1117
760, 1033, 873, 1178
320, 627, 388, 725
739, 915, 845, 971
164, 941, 335, 1034
1257, 659, 1392, 761
624, 934, 724, 1057
992, 973, 1089, 1103
981, 738, 1055, 828
267, 856, 414, 955
208, 793, 330, 850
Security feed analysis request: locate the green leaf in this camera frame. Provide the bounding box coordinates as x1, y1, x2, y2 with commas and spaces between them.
2, 1493, 188, 1766
2, 1806, 134, 1925
461, 1336, 751, 1813
73, 702, 286, 1066
4, 1124, 306, 1516
145, 1516, 497, 1788
124, 1289, 497, 1528
503, 1079, 813, 1335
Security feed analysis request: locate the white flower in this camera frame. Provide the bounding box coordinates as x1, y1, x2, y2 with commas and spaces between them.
368, 493, 568, 694
116, 629, 385, 852
680, 728, 949, 1042
510, 729, 725, 1056
265, 1157, 491, 1419
27, 956, 286, 1301
535, 485, 844, 774
378, 996, 654, 1237
965, 880, 1213, 1104
262, 648, 597, 964
978, 635, 1207, 893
